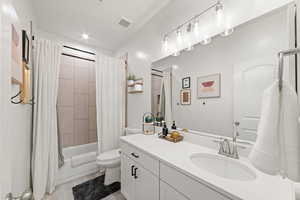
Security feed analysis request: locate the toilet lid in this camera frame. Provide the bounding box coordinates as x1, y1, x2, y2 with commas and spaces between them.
97, 148, 121, 162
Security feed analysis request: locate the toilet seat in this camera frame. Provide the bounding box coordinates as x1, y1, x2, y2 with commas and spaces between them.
97, 148, 121, 168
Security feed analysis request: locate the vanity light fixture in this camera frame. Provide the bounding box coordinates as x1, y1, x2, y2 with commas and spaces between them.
220, 28, 234, 37
162, 1, 225, 54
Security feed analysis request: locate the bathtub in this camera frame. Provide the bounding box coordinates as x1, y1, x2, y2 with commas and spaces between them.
56, 142, 100, 185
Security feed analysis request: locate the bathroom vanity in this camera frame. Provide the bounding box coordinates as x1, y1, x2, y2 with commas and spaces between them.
120, 133, 295, 200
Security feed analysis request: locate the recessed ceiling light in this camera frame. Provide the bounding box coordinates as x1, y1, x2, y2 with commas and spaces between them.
136, 51, 148, 60
172, 65, 179, 70
82, 33, 89, 40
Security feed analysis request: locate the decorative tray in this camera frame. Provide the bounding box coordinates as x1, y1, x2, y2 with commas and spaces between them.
159, 134, 184, 143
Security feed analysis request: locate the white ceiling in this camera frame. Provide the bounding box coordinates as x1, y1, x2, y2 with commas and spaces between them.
32, 0, 171, 51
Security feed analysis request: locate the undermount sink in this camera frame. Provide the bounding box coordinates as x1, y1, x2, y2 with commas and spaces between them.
190, 153, 256, 181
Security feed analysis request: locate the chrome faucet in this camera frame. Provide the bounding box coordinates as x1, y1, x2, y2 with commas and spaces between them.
218, 122, 240, 159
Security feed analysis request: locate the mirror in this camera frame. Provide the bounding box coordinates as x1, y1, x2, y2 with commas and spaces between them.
151, 5, 296, 141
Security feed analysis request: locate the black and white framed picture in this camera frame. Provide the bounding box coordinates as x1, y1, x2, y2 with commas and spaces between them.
182, 77, 191, 89
22, 30, 30, 64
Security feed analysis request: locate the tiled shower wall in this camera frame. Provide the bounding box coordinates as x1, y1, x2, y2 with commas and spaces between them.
58, 55, 97, 147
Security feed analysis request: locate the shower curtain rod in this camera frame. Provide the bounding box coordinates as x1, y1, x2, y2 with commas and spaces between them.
152, 73, 163, 78
62, 45, 96, 62
63, 45, 96, 55
152, 68, 163, 73
61, 53, 96, 62
278, 48, 300, 91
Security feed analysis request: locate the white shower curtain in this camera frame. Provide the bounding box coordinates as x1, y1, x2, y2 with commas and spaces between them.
96, 54, 125, 153
32, 39, 62, 200
159, 71, 172, 127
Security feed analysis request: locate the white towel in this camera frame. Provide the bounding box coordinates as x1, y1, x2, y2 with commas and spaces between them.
295, 183, 300, 200
249, 80, 300, 181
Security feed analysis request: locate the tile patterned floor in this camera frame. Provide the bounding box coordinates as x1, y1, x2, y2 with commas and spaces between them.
46, 173, 126, 200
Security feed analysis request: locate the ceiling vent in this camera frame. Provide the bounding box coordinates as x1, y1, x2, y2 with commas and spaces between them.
118, 17, 132, 28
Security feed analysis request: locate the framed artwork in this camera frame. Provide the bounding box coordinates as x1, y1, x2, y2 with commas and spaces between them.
11, 24, 22, 85
197, 73, 221, 98
180, 89, 191, 105
182, 77, 191, 89
22, 30, 30, 64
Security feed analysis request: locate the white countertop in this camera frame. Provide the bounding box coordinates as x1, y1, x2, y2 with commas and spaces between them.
121, 134, 295, 200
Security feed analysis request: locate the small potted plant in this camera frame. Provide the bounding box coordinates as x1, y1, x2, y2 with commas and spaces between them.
127, 74, 136, 86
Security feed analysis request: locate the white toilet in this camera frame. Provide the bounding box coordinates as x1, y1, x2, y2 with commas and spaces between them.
97, 128, 141, 185
97, 148, 121, 186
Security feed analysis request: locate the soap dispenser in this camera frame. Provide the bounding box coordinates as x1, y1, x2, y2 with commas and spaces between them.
171, 121, 177, 130
162, 121, 168, 137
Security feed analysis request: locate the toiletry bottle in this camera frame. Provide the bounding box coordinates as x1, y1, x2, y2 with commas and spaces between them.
171, 121, 177, 130
162, 122, 168, 137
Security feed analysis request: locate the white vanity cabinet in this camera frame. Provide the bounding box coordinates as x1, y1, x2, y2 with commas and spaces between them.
121, 143, 159, 200
121, 141, 232, 200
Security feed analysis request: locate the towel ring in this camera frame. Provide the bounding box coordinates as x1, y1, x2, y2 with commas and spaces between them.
278, 48, 300, 91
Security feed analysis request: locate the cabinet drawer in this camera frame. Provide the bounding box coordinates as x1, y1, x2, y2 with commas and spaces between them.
121, 142, 159, 176
160, 181, 189, 200
160, 163, 231, 200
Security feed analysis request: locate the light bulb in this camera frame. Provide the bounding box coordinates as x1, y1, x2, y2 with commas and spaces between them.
162, 35, 169, 52
176, 29, 183, 44
201, 37, 212, 45
215, 2, 223, 27
193, 19, 200, 37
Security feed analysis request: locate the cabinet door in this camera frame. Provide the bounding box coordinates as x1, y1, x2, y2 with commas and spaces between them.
160, 181, 189, 200
121, 154, 135, 200
134, 163, 159, 200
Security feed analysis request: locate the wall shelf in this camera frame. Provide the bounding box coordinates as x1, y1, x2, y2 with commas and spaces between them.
128, 90, 143, 94
128, 78, 143, 94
